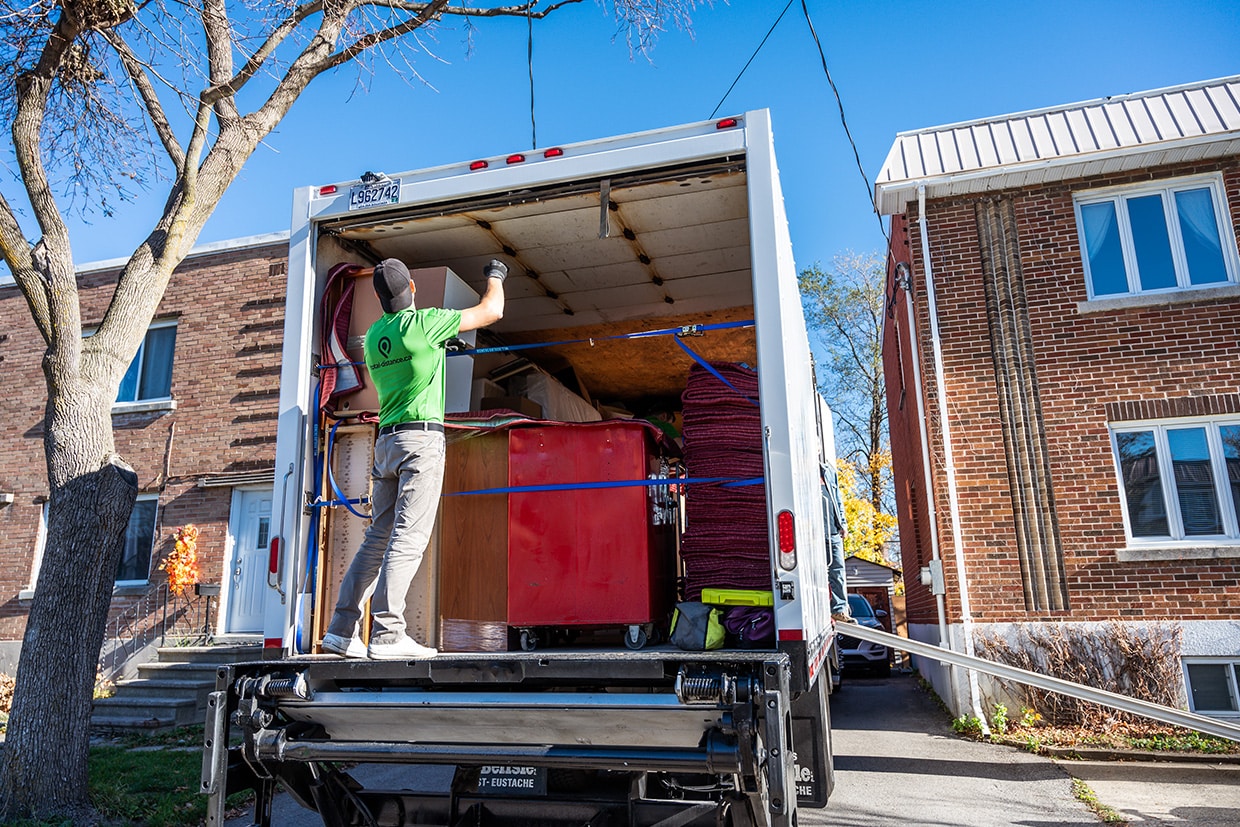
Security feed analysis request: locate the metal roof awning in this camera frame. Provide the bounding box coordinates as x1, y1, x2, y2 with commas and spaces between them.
197, 470, 275, 488
875, 75, 1240, 214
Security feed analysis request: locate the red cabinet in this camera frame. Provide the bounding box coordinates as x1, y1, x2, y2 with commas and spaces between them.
439, 420, 675, 651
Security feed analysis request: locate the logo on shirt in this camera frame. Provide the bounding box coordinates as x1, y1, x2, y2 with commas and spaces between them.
377, 336, 393, 358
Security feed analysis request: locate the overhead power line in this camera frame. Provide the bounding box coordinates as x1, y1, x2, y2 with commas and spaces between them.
798, 0, 888, 243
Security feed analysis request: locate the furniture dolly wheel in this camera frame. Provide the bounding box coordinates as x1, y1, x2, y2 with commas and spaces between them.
624, 624, 650, 650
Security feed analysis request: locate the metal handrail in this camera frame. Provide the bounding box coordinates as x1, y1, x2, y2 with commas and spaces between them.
842, 622, 1240, 743
97, 583, 216, 682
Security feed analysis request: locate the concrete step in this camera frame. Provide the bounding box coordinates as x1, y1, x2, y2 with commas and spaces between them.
154, 644, 263, 665
91, 695, 199, 728
111, 678, 216, 703
135, 661, 226, 683
90, 713, 182, 732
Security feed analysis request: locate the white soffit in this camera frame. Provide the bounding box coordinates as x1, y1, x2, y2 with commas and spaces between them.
875, 76, 1240, 215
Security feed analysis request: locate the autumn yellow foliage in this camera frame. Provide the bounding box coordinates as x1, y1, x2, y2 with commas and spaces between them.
159, 524, 201, 596
837, 455, 897, 566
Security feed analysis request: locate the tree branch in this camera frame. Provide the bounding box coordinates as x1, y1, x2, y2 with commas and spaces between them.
101, 31, 186, 171
202, 0, 325, 106
201, 0, 240, 123
12, 12, 83, 345
0, 194, 52, 345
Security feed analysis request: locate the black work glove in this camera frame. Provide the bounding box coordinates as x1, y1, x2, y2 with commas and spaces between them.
483, 259, 508, 282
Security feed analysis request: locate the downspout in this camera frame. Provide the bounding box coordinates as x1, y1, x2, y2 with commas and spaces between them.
893, 263, 950, 655
916, 184, 987, 731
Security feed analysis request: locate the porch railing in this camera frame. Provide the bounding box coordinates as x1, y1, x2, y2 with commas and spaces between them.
97, 583, 217, 683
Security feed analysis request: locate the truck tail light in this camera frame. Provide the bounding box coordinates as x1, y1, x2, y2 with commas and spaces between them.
777, 510, 796, 570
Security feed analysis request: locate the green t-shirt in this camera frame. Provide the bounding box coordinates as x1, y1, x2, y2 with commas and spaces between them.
364, 307, 463, 426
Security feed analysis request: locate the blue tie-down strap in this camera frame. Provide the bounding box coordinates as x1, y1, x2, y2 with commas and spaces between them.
443, 319, 756, 357
324, 419, 373, 519
444, 475, 764, 497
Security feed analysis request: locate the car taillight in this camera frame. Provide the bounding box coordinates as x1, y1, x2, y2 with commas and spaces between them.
777, 510, 796, 570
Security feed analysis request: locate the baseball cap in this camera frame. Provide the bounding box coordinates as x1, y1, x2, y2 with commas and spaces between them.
373, 258, 413, 313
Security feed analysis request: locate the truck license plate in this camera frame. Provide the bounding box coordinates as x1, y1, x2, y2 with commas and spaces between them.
348, 179, 401, 211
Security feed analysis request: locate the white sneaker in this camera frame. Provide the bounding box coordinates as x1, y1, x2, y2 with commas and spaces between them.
322, 633, 368, 659
367, 635, 438, 660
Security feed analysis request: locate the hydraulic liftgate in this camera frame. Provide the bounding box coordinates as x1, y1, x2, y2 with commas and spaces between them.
844, 623, 1240, 743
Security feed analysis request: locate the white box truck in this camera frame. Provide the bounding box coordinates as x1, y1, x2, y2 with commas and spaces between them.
203, 110, 843, 827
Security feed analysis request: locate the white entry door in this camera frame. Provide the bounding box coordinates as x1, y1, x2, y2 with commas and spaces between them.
225, 488, 272, 635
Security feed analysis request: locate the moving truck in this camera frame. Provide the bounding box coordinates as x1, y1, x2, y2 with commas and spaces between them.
203, 110, 843, 827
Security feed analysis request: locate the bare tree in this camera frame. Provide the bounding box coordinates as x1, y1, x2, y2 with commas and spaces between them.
0, 0, 704, 819
799, 250, 891, 517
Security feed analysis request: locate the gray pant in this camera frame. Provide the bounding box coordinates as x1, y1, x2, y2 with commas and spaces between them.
829, 533, 848, 616
327, 430, 446, 644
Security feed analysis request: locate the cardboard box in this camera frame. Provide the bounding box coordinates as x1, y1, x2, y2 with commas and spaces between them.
336, 266, 479, 416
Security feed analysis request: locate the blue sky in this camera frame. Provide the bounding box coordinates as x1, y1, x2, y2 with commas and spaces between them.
44, 0, 1240, 272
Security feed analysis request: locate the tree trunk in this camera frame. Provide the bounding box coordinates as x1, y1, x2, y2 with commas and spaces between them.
0, 388, 136, 821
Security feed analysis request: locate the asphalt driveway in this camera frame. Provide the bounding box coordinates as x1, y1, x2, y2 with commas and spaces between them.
818, 670, 1240, 827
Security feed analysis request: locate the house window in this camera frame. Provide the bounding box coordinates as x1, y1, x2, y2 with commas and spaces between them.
23, 496, 160, 596
116, 496, 159, 585
1111, 417, 1240, 543
1075, 175, 1238, 299
118, 321, 177, 403
1184, 660, 1240, 716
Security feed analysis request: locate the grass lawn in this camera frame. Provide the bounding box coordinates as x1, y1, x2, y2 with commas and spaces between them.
5, 726, 251, 827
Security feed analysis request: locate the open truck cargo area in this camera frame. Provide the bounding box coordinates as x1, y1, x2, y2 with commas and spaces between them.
205, 111, 840, 827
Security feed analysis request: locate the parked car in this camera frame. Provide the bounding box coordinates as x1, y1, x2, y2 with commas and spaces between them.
837, 593, 892, 677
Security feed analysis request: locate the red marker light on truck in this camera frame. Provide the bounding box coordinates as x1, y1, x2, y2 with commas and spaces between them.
506, 154, 526, 165
716, 117, 739, 129
268, 536, 281, 575
543, 147, 564, 158
777, 510, 796, 570
469, 160, 489, 171
319, 185, 338, 196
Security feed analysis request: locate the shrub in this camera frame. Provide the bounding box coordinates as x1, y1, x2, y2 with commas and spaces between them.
976, 621, 1184, 729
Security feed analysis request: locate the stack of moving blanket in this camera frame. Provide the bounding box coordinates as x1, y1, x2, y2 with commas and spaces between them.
679, 362, 769, 600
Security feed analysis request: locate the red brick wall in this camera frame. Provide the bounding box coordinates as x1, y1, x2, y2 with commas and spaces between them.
889, 158, 1240, 624
0, 242, 287, 643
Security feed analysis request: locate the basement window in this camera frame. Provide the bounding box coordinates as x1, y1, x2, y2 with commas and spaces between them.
1110, 416, 1240, 544
1075, 174, 1239, 300
1183, 660, 1240, 716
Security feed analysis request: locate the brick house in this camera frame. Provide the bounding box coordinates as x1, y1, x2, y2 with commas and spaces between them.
876, 76, 1240, 719
0, 232, 289, 674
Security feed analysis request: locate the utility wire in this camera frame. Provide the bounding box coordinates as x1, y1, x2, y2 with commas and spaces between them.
709, 0, 796, 119
799, 0, 888, 243
527, 7, 537, 148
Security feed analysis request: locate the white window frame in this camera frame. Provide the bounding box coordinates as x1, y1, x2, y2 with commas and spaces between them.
1182, 658, 1240, 718
19, 502, 51, 600
1109, 415, 1240, 547
1074, 173, 1240, 301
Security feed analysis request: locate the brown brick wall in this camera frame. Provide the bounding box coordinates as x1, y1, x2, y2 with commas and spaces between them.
0, 244, 287, 642
890, 158, 1240, 625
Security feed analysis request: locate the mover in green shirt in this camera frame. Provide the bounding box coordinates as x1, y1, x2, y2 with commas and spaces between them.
324, 258, 506, 660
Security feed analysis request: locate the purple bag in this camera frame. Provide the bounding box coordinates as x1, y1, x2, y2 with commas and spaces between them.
722, 607, 775, 648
